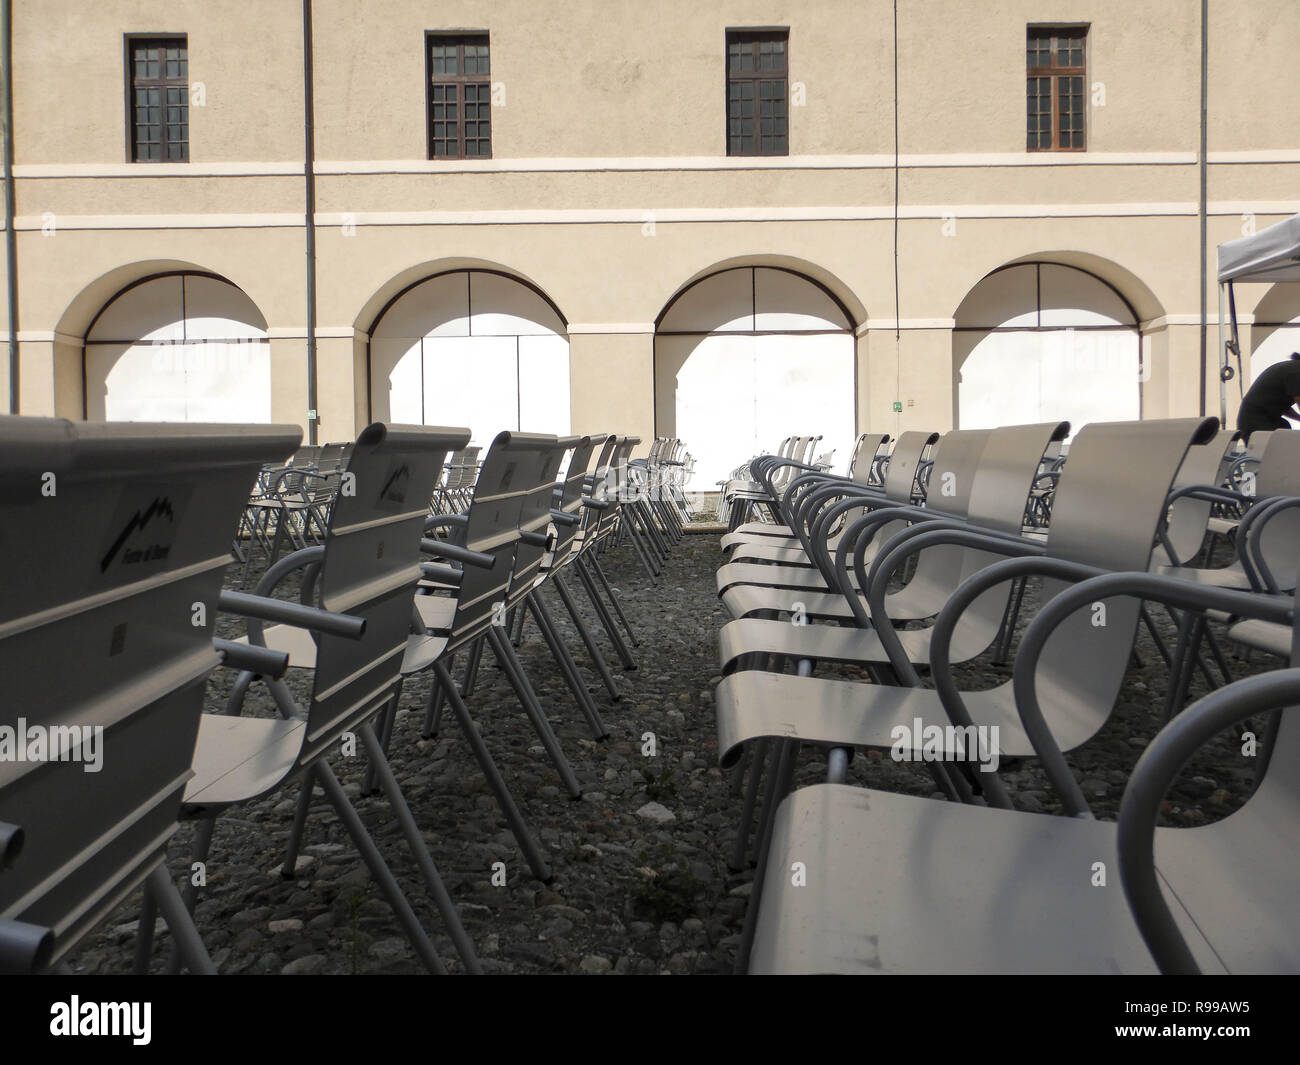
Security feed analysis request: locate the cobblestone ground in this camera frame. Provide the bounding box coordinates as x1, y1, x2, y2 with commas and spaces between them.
67, 531, 1277, 974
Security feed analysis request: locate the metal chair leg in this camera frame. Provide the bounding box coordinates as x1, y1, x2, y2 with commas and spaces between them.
358, 721, 481, 973
312, 761, 447, 974
486, 626, 583, 799
146, 865, 216, 975
527, 590, 608, 739
435, 661, 552, 882
552, 573, 621, 700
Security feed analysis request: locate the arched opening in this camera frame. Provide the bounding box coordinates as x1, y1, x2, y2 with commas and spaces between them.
84, 272, 270, 422
654, 266, 856, 485
368, 269, 570, 445
1248, 283, 1300, 426
954, 261, 1142, 435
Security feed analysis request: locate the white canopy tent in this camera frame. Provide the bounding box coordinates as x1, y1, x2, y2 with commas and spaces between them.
1216, 211, 1300, 421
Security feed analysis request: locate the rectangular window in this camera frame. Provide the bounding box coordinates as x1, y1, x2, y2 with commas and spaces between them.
727, 29, 788, 156
127, 36, 188, 162
427, 34, 491, 159
1027, 26, 1086, 151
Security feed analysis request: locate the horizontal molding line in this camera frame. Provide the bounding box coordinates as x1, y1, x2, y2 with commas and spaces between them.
10, 203, 1300, 233
314, 152, 1203, 174
858, 319, 956, 333
567, 322, 655, 335
3, 316, 1264, 345
312, 204, 1295, 226
1142, 314, 1256, 329
14, 162, 305, 178
12, 152, 1300, 181
11, 213, 304, 231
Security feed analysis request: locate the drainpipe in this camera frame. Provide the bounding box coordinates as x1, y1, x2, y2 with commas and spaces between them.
1198, 0, 1208, 420
2, 0, 18, 414
303, 0, 318, 443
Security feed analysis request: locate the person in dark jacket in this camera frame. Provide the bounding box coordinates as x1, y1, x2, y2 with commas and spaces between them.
1237, 352, 1300, 442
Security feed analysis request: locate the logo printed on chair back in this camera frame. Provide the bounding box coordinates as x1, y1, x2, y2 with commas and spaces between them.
98, 484, 192, 575
376, 462, 411, 510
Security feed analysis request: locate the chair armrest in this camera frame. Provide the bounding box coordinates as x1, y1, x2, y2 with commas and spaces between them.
214, 638, 290, 679
425, 513, 469, 532
927, 554, 1109, 808
420, 538, 495, 569
1242, 495, 1300, 594
550, 509, 581, 526
420, 562, 462, 586
866, 523, 1046, 686
1011, 570, 1292, 817
1118, 667, 1300, 974
219, 589, 367, 641
0, 919, 54, 975
0, 820, 21, 869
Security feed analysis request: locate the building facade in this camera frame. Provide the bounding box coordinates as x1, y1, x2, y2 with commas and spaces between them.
3, 1, 1298, 481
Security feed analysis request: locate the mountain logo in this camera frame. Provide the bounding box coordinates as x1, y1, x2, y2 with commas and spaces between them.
99, 492, 180, 573
377, 462, 410, 507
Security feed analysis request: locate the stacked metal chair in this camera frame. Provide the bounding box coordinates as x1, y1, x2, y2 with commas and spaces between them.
0, 415, 301, 974
174, 422, 479, 974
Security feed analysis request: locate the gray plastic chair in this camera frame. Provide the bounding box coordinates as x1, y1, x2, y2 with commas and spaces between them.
715, 418, 1221, 967
746, 570, 1300, 973
176, 422, 478, 975
0, 415, 300, 974
716, 431, 940, 590
1154, 429, 1300, 592
716, 423, 1070, 669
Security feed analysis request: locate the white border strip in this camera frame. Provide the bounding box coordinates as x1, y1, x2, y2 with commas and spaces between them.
858, 319, 956, 333
13, 151, 1300, 180
14, 162, 304, 178
313, 151, 1199, 174
13, 213, 303, 230
566, 322, 656, 335
11, 203, 1300, 232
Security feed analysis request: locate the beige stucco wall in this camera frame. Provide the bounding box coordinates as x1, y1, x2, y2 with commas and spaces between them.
4, 0, 1299, 448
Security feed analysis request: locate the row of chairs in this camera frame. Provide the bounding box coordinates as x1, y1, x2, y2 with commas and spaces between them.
711, 417, 1300, 973
0, 415, 688, 974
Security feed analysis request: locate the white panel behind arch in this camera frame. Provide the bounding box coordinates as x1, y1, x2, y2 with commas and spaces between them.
753, 268, 851, 331
87, 275, 185, 343
471, 272, 564, 337
182, 276, 267, 339
959, 328, 1139, 436
1037, 264, 1133, 327
518, 334, 571, 433
422, 336, 519, 447
659, 269, 754, 333
372, 273, 470, 340
87, 273, 271, 423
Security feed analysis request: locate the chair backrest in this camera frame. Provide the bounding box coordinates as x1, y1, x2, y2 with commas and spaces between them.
1251, 430, 1300, 589
0, 416, 300, 965
447, 432, 547, 649
883, 431, 941, 502
505, 435, 566, 606
296, 423, 470, 767
1165, 428, 1237, 564
1029, 417, 1220, 750
848, 433, 890, 484
551, 434, 597, 564
965, 421, 1071, 534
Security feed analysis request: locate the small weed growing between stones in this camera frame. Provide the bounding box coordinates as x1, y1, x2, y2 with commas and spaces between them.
630, 842, 699, 923
640, 766, 678, 801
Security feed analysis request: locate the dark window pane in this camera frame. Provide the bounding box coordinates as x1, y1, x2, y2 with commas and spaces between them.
427, 36, 491, 158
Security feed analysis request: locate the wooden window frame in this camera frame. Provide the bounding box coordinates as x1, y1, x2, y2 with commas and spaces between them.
125, 33, 189, 163
426, 32, 492, 160
726, 28, 789, 158
1027, 25, 1088, 152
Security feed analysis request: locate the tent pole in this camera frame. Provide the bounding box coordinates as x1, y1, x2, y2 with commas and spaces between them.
1217, 283, 1227, 426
